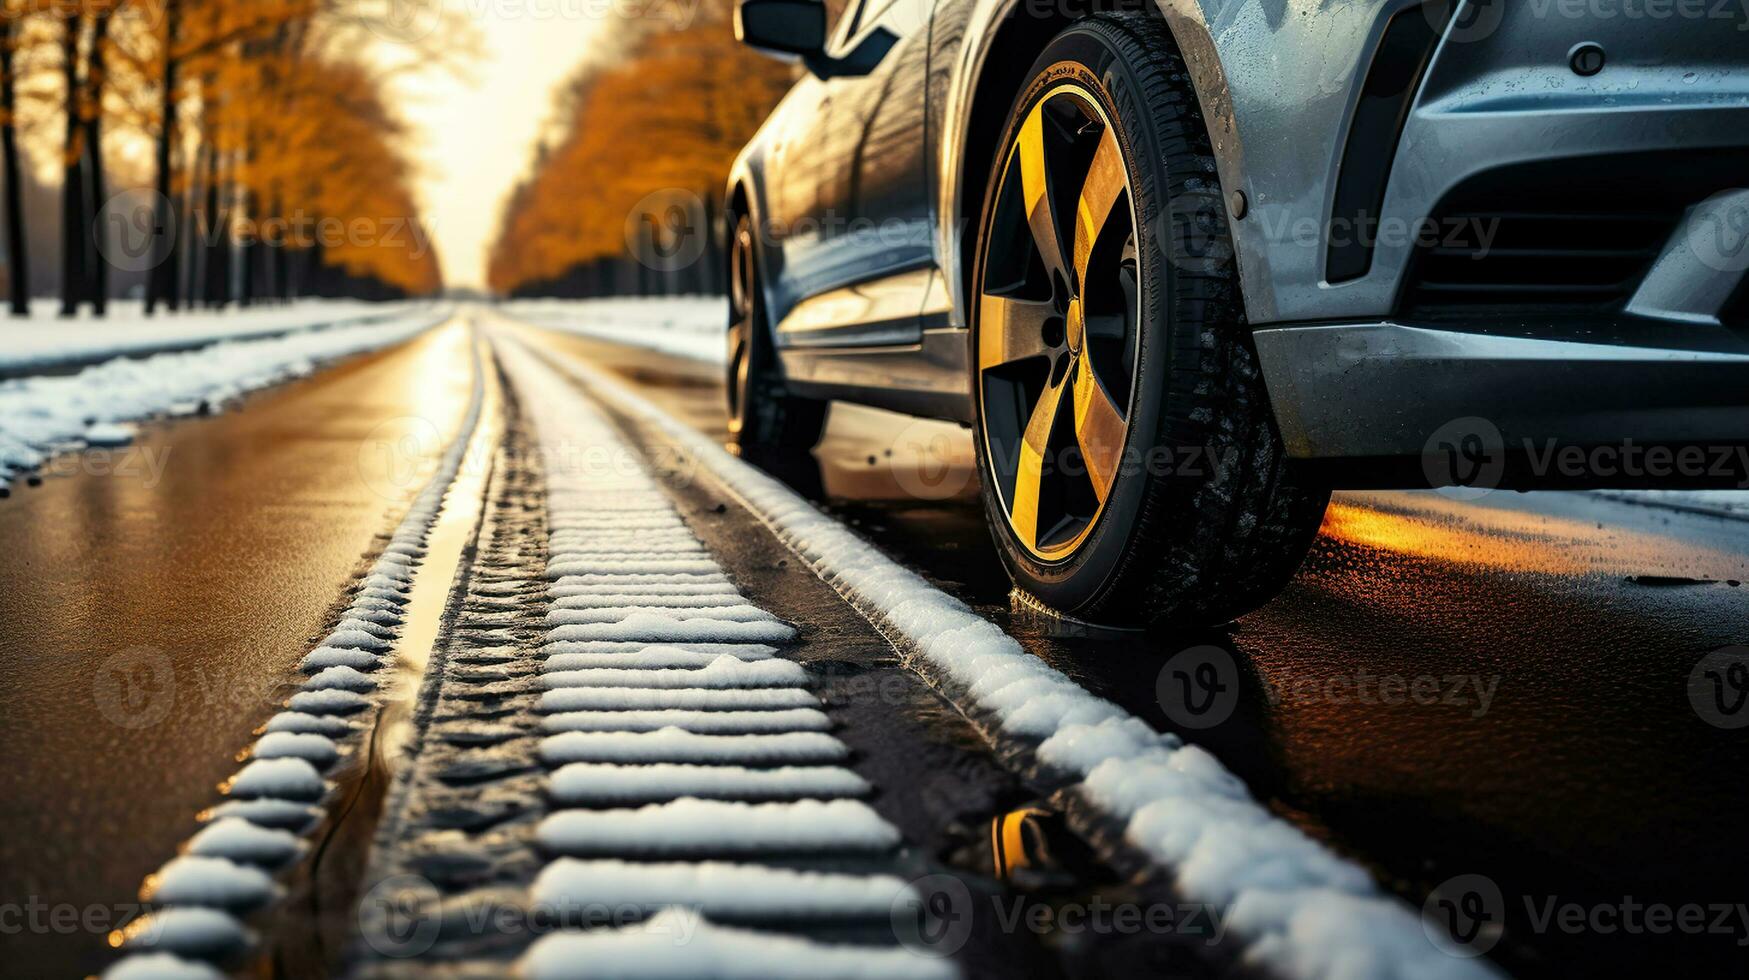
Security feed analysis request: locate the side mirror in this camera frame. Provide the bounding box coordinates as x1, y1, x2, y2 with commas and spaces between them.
734, 0, 826, 61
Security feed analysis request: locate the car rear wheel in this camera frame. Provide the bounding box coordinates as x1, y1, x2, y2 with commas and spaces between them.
726, 212, 826, 451
970, 13, 1329, 628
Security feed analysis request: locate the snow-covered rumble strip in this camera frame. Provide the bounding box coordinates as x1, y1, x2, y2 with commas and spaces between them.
0, 304, 451, 495
494, 339, 956, 980
504, 333, 1501, 980
100, 328, 485, 979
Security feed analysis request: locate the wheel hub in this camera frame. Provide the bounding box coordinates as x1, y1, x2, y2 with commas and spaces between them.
975, 84, 1141, 562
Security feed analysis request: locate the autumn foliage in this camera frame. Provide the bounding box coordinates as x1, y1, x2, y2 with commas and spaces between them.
486, 1, 794, 296
0, 0, 451, 316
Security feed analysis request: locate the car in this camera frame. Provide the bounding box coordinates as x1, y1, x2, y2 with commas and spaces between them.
725, 0, 1749, 628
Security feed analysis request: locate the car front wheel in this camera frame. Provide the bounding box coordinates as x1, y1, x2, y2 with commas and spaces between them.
970, 13, 1329, 628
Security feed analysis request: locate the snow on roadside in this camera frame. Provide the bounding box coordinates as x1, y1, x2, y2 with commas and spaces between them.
497, 334, 943, 979
499, 296, 723, 364
504, 330, 1499, 980
0, 305, 449, 493
1592, 489, 1749, 522
0, 298, 435, 373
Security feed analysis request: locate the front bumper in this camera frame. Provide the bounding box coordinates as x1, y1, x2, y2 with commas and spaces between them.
1254, 316, 1749, 489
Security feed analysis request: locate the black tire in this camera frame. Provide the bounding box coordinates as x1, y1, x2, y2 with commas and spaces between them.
726, 212, 827, 451
969, 13, 1329, 628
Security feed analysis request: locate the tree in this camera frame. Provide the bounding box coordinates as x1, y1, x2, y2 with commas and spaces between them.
82, 1, 111, 315
486, 0, 793, 297
0, 1, 30, 316
56, 5, 81, 317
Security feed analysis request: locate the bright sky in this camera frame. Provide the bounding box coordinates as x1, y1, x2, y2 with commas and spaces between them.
389, 4, 606, 290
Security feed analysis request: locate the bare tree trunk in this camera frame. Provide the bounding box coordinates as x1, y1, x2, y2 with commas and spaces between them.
84, 9, 111, 316
185, 137, 209, 304
201, 143, 222, 308
147, 0, 179, 314
238, 149, 256, 308
1, 15, 29, 317
58, 16, 85, 318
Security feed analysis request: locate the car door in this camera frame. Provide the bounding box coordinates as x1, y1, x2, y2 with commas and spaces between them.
773, 0, 935, 349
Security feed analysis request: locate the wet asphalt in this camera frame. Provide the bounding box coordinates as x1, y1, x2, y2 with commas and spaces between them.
508, 320, 1749, 978
0, 321, 478, 978
1, 313, 1745, 978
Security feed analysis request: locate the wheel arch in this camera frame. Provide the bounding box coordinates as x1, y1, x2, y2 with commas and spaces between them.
723, 166, 782, 356
943, 0, 1247, 333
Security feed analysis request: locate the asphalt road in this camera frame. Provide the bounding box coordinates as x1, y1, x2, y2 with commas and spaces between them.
0, 321, 479, 978
3, 313, 1746, 978
505, 320, 1749, 977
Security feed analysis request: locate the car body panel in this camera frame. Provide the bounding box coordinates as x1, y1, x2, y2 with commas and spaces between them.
731, 0, 1749, 475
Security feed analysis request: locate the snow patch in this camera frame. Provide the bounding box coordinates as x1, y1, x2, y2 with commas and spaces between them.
541, 655, 808, 690
101, 953, 227, 980
115, 907, 252, 959
186, 818, 307, 866
532, 859, 908, 917
537, 799, 901, 856
549, 762, 868, 805
519, 907, 955, 980
224, 758, 326, 801
543, 645, 776, 671
540, 728, 848, 766
143, 856, 278, 908
546, 613, 796, 644
541, 686, 818, 713
0, 307, 444, 491
541, 707, 831, 735
501, 296, 725, 365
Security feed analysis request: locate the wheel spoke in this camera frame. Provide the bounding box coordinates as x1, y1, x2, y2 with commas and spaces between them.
978, 293, 1056, 370
1072, 354, 1126, 503
1073, 126, 1126, 290
1010, 376, 1068, 552
1018, 105, 1070, 285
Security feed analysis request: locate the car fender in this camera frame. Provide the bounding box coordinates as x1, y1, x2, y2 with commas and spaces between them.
935, 0, 1246, 331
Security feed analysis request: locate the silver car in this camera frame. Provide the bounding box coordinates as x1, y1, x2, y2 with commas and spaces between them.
726, 0, 1749, 626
